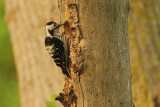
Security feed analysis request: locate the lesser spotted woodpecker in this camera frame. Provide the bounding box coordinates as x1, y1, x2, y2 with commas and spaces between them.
45, 21, 71, 78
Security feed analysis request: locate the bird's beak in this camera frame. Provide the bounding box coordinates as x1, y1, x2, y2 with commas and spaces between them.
53, 24, 64, 30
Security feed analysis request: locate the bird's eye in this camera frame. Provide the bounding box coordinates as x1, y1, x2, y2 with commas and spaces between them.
54, 24, 56, 26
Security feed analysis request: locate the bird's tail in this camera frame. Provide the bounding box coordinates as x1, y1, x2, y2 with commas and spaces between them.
62, 68, 71, 79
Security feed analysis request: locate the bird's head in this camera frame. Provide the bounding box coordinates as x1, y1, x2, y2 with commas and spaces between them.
45, 21, 63, 36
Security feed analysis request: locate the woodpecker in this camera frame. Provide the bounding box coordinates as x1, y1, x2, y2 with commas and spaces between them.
45, 21, 71, 78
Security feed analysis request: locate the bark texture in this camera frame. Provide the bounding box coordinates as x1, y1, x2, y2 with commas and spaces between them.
5, 0, 64, 107
59, 0, 133, 107
78, 0, 133, 106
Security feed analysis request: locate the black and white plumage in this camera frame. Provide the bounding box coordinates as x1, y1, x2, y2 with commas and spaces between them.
45, 21, 71, 78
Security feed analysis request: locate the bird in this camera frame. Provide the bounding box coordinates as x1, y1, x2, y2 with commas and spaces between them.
45, 21, 71, 78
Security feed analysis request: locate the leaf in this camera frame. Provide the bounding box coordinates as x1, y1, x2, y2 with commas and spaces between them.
50, 94, 59, 100
45, 101, 57, 107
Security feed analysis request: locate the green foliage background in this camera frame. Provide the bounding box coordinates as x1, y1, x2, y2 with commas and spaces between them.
0, 0, 20, 107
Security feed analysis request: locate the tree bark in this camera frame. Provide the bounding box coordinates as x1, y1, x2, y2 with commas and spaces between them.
59, 0, 133, 107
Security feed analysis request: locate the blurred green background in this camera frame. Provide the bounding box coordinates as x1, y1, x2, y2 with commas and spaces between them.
0, 0, 20, 107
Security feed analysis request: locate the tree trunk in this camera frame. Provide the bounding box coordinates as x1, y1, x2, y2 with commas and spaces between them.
58, 0, 133, 107
5, 0, 64, 107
